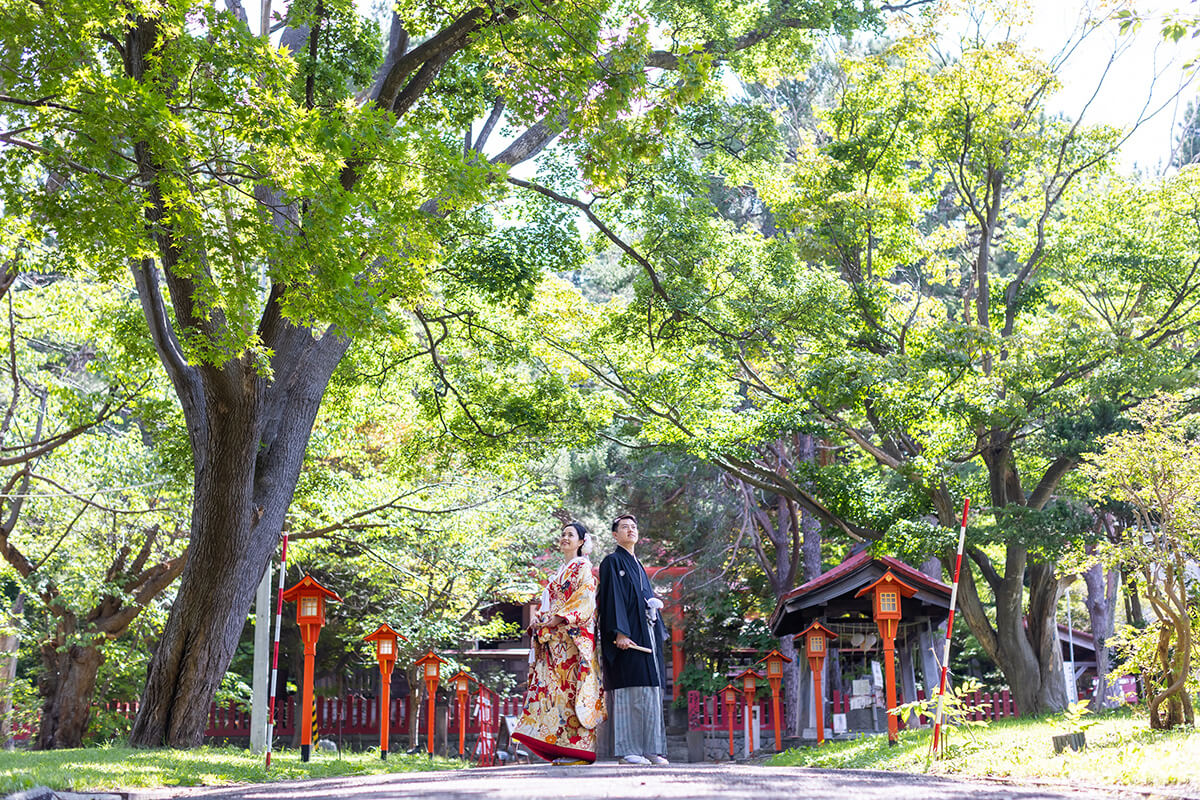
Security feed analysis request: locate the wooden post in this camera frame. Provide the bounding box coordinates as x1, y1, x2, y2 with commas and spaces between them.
364, 624, 405, 760
771, 692, 781, 750
415, 652, 446, 758
756, 649, 792, 752
671, 625, 684, 700
448, 672, 472, 758
722, 684, 738, 760
281, 574, 341, 763
883, 641, 898, 741
426, 686, 435, 755
855, 572, 918, 747
798, 623, 837, 745
380, 666, 393, 758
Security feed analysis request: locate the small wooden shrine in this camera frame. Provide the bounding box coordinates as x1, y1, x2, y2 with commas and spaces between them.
768, 550, 953, 741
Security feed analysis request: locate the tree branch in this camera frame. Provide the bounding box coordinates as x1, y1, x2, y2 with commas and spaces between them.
1027, 456, 1076, 510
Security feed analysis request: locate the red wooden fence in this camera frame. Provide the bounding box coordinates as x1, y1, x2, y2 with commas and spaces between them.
685, 687, 1018, 732
13, 694, 524, 743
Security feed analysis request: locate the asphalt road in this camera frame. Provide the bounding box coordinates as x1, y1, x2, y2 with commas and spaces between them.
135, 763, 1171, 800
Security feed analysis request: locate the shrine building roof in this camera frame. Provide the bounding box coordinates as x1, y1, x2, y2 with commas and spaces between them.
768, 550, 953, 637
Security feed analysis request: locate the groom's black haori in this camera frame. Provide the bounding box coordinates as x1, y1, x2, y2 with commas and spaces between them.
597, 545, 667, 690
597, 514, 669, 762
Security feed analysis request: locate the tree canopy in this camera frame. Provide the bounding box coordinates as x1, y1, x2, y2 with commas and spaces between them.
0, 0, 1193, 747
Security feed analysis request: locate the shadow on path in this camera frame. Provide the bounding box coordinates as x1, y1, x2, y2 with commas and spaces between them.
147, 762, 1140, 800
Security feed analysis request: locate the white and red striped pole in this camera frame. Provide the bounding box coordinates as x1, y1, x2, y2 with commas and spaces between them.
264, 533, 288, 770
931, 497, 970, 757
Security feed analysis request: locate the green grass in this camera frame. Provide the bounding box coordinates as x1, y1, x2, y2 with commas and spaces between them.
768, 708, 1200, 789
0, 745, 464, 794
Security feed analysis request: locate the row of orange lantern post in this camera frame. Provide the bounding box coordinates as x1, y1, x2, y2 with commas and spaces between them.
717, 624, 837, 758
372, 642, 483, 760
282, 567, 918, 761
279, 572, 482, 762
721, 570, 919, 756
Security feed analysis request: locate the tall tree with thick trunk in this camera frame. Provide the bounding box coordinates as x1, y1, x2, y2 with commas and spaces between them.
725, 436, 822, 737
0, 0, 878, 746
528, 6, 1200, 717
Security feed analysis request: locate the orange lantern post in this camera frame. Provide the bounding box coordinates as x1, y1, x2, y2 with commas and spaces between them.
280, 574, 342, 762
722, 683, 739, 760
797, 622, 837, 745
363, 623, 407, 760
414, 651, 446, 756
448, 670, 473, 758
756, 649, 793, 752
736, 669, 760, 756
855, 571, 918, 746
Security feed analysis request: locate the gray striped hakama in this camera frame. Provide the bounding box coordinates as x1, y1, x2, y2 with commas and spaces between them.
610, 685, 666, 758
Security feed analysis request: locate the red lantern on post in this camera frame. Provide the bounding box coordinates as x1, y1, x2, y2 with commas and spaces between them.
721, 683, 739, 760
447, 670, 474, 758
363, 623, 407, 760
414, 651, 446, 756
796, 621, 837, 745
756, 649, 793, 752
736, 669, 760, 756
280, 574, 342, 763
855, 571, 918, 746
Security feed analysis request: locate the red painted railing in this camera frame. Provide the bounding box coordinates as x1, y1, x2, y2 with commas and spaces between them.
685, 687, 1019, 733
91, 694, 524, 739
14, 693, 526, 743
686, 691, 776, 731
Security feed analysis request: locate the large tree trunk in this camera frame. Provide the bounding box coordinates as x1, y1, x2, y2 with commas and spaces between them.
1027, 562, 1069, 711
1083, 548, 1118, 709
36, 640, 104, 749
989, 574, 1043, 715
779, 633, 801, 739
797, 435, 822, 582
947, 442, 1070, 716
954, 547, 1066, 715
130, 384, 267, 748
0, 594, 21, 748
130, 330, 350, 747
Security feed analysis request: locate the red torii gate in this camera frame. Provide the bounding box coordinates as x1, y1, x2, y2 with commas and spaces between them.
566, 564, 688, 699
645, 566, 687, 700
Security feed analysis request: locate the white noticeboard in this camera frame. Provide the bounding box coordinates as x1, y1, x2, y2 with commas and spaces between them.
833, 713, 847, 733
744, 703, 761, 757
871, 660, 883, 689
852, 678, 870, 696
1063, 661, 1077, 701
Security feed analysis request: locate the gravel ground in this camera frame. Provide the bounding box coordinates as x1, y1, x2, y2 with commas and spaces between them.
120, 762, 1191, 800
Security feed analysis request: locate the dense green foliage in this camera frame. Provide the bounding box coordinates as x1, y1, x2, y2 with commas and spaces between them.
0, 0, 1191, 750
1084, 394, 1200, 729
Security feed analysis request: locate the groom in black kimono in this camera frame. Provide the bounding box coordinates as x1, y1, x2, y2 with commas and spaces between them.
597, 514, 669, 765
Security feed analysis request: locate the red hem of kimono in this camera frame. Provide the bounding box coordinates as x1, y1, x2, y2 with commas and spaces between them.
512, 732, 597, 763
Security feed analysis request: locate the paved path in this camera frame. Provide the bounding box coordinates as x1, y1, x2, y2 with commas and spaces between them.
142, 763, 1163, 800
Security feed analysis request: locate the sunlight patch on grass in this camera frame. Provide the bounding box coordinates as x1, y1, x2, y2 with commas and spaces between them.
767, 709, 1200, 789
0, 745, 464, 794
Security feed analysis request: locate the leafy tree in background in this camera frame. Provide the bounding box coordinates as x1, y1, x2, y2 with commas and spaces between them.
527, 4, 1200, 716
0, 0, 879, 746
0, 232, 188, 748
1084, 393, 1200, 729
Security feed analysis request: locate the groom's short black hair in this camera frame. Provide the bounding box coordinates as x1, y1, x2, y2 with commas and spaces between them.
611, 514, 637, 532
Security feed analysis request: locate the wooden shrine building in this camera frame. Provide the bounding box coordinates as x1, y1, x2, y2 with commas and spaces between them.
768, 551, 953, 741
